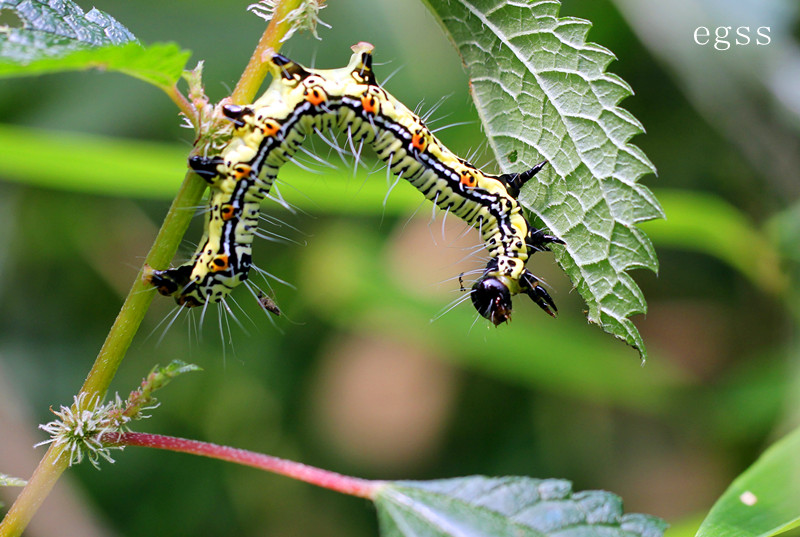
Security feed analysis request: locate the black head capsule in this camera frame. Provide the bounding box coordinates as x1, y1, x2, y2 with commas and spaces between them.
471, 277, 514, 325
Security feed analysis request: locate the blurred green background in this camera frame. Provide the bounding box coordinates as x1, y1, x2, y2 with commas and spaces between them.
1, 0, 799, 536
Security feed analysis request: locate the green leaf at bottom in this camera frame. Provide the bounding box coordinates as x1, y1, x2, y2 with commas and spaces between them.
696, 426, 800, 537
375, 476, 666, 537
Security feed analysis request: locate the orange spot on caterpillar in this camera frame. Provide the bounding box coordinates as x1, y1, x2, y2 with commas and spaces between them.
220, 204, 236, 221
460, 171, 477, 188
261, 119, 281, 137
211, 255, 230, 272
305, 86, 326, 106
232, 164, 252, 179
411, 132, 427, 152
361, 94, 377, 114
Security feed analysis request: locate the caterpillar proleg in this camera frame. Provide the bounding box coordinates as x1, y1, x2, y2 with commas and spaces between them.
146, 42, 564, 325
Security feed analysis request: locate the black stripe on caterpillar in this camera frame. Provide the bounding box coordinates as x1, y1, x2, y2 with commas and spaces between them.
145, 42, 564, 325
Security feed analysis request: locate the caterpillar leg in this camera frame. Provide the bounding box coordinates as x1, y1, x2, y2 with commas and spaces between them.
527, 227, 565, 252
497, 160, 547, 198
520, 269, 557, 317
188, 155, 224, 183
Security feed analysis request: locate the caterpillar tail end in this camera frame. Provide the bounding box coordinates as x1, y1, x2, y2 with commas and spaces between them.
143, 264, 203, 308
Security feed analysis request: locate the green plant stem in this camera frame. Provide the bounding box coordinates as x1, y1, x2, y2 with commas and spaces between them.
0, 2, 304, 533
80, 172, 208, 396
104, 432, 379, 499
0, 170, 206, 537
232, 0, 303, 103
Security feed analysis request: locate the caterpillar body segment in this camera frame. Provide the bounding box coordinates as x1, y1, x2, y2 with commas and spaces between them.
147, 186, 261, 307
147, 43, 562, 324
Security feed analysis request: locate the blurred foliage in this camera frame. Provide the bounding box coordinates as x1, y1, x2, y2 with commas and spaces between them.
0, 0, 799, 537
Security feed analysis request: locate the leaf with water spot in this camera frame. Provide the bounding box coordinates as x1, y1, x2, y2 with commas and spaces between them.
695, 426, 800, 537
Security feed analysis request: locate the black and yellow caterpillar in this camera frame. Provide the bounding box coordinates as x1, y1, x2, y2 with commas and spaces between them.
146, 42, 563, 325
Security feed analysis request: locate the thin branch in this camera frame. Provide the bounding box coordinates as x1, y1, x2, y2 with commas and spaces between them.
104, 432, 379, 500
163, 84, 197, 127
0, 171, 207, 537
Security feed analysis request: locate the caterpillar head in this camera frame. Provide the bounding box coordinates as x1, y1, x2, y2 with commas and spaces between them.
471, 276, 513, 325
470, 269, 558, 324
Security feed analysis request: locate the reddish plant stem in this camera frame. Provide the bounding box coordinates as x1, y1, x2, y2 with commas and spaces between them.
103, 432, 379, 499
162, 84, 196, 126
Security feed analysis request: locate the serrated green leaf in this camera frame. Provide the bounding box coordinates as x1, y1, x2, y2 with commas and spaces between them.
0, 473, 27, 487
695, 426, 800, 537
0, 0, 136, 49
374, 476, 667, 537
422, 0, 662, 359
0, 0, 189, 87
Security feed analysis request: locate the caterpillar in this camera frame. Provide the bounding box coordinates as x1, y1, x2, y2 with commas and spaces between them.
145, 42, 564, 325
